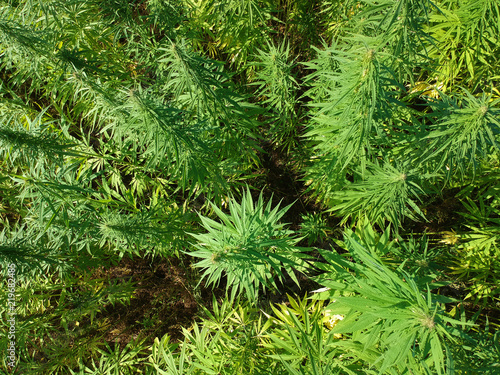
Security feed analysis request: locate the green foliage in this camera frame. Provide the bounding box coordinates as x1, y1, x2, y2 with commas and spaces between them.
423, 91, 500, 179
252, 40, 301, 152
329, 162, 428, 228
450, 192, 500, 303
302, 0, 500, 228
278, 0, 324, 55
449, 312, 500, 374
304, 40, 395, 174
185, 0, 274, 69
189, 188, 308, 301
0, 0, 499, 373
313, 229, 469, 374
0, 272, 136, 373
302, 30, 433, 227
264, 294, 362, 374
299, 212, 330, 245
70, 340, 149, 375
149, 298, 277, 374
425, 0, 500, 91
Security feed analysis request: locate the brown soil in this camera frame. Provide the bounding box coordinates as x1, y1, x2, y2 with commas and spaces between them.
90, 255, 219, 346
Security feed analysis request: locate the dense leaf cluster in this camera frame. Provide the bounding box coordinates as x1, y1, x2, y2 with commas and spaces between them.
1, 0, 499, 374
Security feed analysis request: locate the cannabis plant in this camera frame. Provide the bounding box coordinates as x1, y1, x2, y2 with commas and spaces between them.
423, 91, 500, 180
149, 298, 277, 374
70, 340, 149, 375
425, 0, 500, 91
302, 34, 431, 227
313, 229, 469, 374
449, 312, 500, 373
264, 294, 363, 374
184, 0, 274, 69
251, 40, 301, 152
299, 212, 330, 245
189, 188, 308, 301
1, 0, 499, 373
329, 162, 428, 228
450, 194, 500, 303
